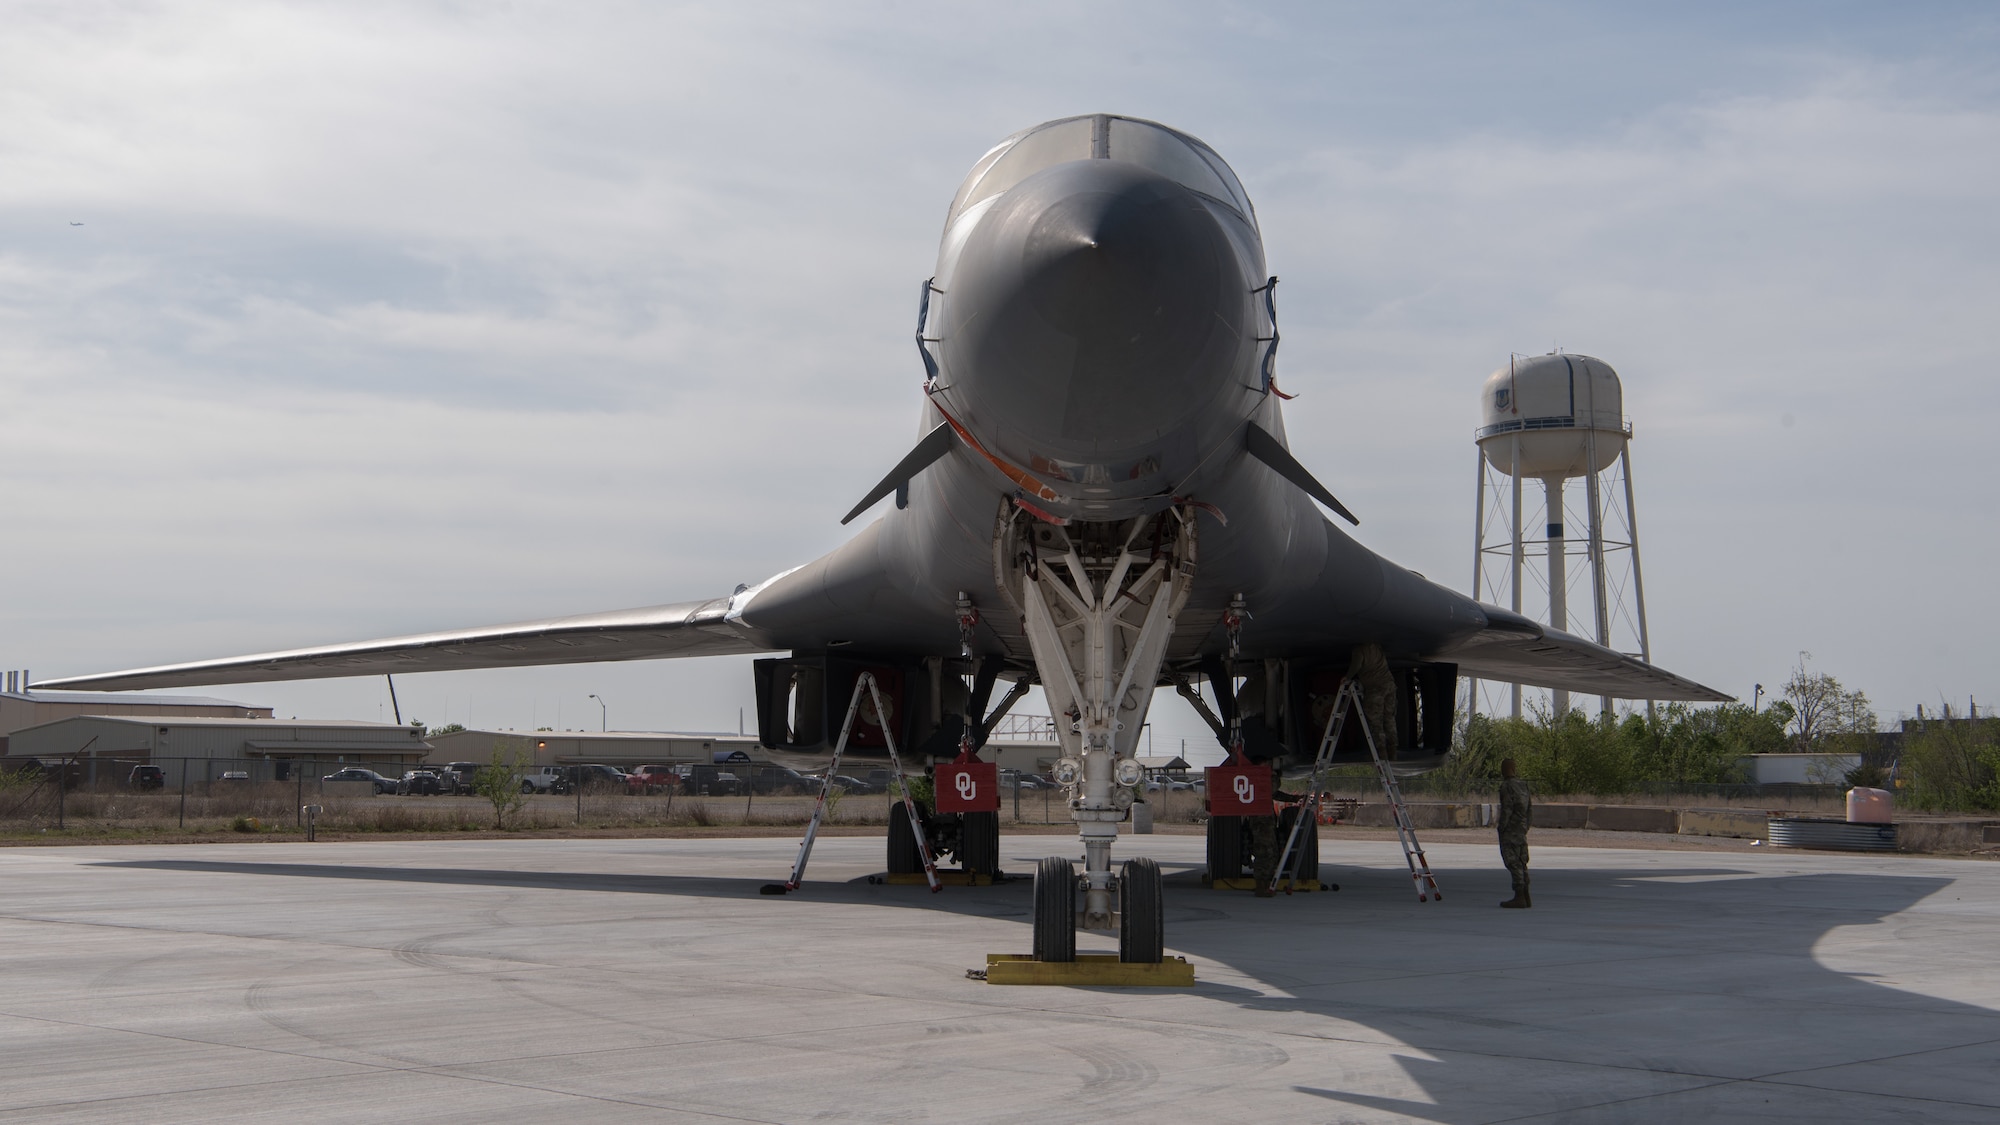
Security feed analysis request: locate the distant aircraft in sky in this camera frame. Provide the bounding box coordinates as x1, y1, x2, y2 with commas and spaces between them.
44, 114, 1725, 960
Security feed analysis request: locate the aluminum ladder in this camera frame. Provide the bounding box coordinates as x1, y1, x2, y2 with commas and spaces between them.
769, 671, 940, 894
1273, 678, 1441, 902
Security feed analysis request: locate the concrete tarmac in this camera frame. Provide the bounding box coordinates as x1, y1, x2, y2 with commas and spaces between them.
2, 834, 1996, 1123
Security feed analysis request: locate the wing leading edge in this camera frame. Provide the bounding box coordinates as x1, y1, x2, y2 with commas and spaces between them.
33, 597, 772, 692
1442, 609, 1732, 703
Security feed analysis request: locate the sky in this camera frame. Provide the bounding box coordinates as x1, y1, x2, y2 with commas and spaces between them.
3, 1, 1996, 758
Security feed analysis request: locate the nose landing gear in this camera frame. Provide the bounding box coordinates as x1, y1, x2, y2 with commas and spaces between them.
1006, 505, 1196, 965
1008, 853, 1180, 984
1029, 855, 1164, 964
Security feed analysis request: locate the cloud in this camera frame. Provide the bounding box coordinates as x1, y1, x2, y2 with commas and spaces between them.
1, 3, 1995, 738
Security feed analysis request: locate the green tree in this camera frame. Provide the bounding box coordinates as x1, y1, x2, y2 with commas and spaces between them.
1782, 654, 1876, 751
1454, 707, 1630, 796
1618, 702, 1778, 785
1899, 707, 2000, 811
473, 741, 532, 829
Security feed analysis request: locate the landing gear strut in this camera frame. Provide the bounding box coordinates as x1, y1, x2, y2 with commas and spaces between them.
1009, 505, 1197, 962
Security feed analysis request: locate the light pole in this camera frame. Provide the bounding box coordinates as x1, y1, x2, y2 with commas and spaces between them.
588, 694, 607, 732
1752, 684, 1764, 713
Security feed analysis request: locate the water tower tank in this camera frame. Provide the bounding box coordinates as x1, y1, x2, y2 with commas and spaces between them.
1477, 353, 1625, 478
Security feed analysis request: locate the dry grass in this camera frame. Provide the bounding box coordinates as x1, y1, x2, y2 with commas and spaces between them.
5, 780, 1841, 842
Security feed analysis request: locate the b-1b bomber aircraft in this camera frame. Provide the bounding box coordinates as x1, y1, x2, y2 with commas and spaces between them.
45, 114, 1727, 961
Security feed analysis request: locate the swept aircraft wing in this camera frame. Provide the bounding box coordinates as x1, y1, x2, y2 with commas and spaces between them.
34, 597, 771, 692
1442, 610, 1730, 702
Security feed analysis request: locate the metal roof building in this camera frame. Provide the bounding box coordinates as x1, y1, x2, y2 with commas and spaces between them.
0, 689, 271, 750
5, 715, 431, 787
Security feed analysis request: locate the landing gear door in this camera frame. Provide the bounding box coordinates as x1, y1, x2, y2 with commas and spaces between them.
754, 656, 826, 750
1288, 663, 1368, 760
1392, 661, 1459, 756
825, 656, 911, 752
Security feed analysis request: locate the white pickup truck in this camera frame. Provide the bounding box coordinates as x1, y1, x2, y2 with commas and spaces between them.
519, 766, 570, 794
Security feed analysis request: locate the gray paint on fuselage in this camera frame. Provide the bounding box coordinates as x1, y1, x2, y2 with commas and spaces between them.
734, 128, 1487, 668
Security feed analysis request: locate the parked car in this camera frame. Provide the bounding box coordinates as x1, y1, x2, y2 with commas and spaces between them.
13, 759, 81, 789
521, 765, 571, 794
219, 771, 251, 782
861, 768, 914, 794
680, 767, 744, 796
433, 762, 480, 794
826, 774, 879, 794
564, 763, 632, 792
128, 765, 165, 791
397, 770, 443, 796
627, 764, 681, 794
1003, 771, 1054, 790
323, 767, 399, 794
748, 764, 814, 795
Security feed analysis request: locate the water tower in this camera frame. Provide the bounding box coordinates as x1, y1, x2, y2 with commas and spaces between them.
1469, 353, 1652, 718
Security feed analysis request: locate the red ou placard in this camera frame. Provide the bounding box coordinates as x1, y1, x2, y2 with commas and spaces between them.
934, 761, 999, 813
1207, 764, 1271, 817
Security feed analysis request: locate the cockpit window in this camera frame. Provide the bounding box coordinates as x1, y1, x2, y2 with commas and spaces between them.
1106, 118, 1247, 212
947, 118, 1094, 220
946, 114, 1254, 227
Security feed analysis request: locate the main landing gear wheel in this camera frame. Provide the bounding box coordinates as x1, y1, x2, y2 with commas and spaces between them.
1118, 857, 1163, 964
887, 803, 926, 874
961, 811, 1000, 877
1032, 856, 1076, 963
1206, 814, 1244, 883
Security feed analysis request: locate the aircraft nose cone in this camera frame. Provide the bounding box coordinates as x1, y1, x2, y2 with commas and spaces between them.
942, 159, 1252, 456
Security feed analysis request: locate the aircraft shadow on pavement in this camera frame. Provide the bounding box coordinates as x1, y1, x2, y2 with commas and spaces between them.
1257, 865, 1993, 1123
96, 857, 1993, 1122
90, 857, 1042, 918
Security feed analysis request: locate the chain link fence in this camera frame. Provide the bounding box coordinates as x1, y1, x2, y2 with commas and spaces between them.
0, 758, 1218, 837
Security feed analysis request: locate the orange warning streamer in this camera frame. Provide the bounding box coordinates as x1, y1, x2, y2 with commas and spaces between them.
925, 395, 1062, 504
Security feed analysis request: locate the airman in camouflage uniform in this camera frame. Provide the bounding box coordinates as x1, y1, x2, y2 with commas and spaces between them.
1249, 810, 1278, 895
1249, 786, 1303, 897
1498, 757, 1532, 908
1348, 643, 1398, 755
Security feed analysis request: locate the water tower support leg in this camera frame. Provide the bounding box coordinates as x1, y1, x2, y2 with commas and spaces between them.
1509, 437, 1524, 719
1543, 475, 1568, 717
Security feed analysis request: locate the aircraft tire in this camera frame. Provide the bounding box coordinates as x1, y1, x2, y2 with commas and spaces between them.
1032, 856, 1076, 962
887, 804, 922, 874
1207, 814, 1244, 882
961, 811, 1000, 877
1118, 857, 1164, 963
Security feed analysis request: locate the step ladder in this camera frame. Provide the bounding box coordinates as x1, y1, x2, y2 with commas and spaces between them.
1273, 679, 1441, 902
770, 672, 941, 894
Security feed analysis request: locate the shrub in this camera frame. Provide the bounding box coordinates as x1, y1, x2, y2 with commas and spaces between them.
1450, 700, 1773, 796
1899, 715, 2000, 811
473, 742, 533, 829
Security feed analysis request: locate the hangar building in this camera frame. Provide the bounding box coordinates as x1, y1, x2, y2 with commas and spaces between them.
6, 715, 432, 787
0, 688, 272, 753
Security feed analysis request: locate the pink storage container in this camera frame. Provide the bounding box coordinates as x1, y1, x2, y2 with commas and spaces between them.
1846, 787, 1893, 824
